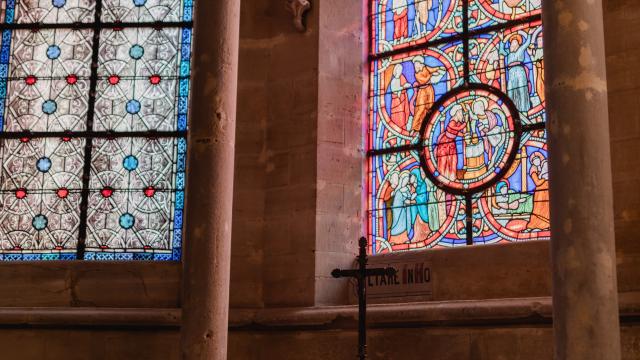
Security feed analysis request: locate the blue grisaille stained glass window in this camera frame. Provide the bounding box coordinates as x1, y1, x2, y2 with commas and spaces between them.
0, 0, 193, 261
367, 0, 548, 254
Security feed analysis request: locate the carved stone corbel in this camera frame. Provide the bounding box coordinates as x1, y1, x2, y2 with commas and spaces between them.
286, 0, 311, 32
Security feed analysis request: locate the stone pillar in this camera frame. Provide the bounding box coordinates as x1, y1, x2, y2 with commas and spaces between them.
543, 1, 621, 359
180, 0, 240, 359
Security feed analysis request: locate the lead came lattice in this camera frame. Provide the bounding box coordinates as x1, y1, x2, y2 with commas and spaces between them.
0, 0, 194, 261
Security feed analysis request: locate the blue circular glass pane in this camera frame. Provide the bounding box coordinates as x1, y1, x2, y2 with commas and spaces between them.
52, 0, 66, 8
126, 99, 141, 114
123, 155, 139, 171
129, 45, 144, 60
119, 213, 135, 229
36, 157, 52, 173
46, 45, 61, 59
42, 100, 57, 114
32, 214, 48, 231
133, 0, 147, 6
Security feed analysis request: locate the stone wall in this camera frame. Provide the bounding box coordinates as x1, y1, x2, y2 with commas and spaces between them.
0, 324, 637, 359
0, 0, 639, 359
314, 0, 365, 306
231, 0, 320, 308
229, 325, 640, 360
604, 0, 640, 293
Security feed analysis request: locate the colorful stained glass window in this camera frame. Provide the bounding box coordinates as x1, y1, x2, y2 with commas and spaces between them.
368, 0, 548, 254
0, 0, 193, 261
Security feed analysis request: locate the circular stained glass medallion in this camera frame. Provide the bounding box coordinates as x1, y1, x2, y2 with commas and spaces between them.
32, 214, 48, 231
42, 99, 57, 114
47, 45, 61, 59
129, 44, 144, 60
419, 85, 521, 194
126, 99, 141, 114
123, 155, 139, 171
119, 213, 135, 229
36, 157, 52, 173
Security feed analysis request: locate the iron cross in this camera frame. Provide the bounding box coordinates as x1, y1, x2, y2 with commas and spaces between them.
331, 237, 396, 360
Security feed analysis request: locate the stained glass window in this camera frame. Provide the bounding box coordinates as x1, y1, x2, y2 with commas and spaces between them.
367, 0, 548, 254
0, 0, 193, 261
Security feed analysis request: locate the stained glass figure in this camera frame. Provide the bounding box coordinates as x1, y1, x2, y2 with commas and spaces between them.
368, 0, 548, 254
0, 0, 194, 261
368, 41, 465, 151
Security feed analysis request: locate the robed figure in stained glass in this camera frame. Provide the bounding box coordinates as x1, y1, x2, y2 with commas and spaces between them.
388, 64, 412, 130
435, 105, 466, 180
390, 171, 417, 239
504, 32, 533, 112
410, 168, 430, 230
414, 0, 432, 36
473, 99, 504, 159
530, 29, 545, 105
411, 56, 444, 132
526, 151, 549, 230
392, 0, 409, 41
493, 181, 528, 215
382, 170, 400, 238
425, 179, 442, 231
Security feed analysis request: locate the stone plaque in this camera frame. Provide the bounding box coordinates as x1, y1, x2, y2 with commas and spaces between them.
349, 255, 433, 302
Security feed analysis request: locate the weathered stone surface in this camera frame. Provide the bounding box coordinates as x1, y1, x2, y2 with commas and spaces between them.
0, 329, 180, 360
0, 262, 180, 308
227, 325, 640, 360
0, 325, 636, 360
180, 0, 241, 358
544, 0, 622, 358
605, 0, 640, 298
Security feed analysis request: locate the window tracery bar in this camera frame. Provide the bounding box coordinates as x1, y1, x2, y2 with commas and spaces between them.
0, 0, 193, 261
367, 0, 549, 254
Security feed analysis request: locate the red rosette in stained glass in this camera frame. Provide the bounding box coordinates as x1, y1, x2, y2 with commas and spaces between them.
149, 74, 161, 85
24, 75, 37, 85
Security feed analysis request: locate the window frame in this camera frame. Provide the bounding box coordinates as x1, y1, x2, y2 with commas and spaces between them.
366, 0, 548, 254
0, 0, 194, 261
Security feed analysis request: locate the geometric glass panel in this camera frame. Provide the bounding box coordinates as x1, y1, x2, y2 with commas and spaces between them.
0, 0, 193, 261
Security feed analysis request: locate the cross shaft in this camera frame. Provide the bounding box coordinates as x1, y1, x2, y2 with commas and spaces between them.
331, 237, 396, 360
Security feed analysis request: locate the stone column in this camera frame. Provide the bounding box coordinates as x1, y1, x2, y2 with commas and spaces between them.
180, 0, 240, 359
543, 1, 621, 359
